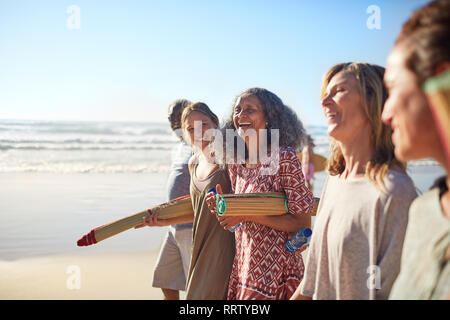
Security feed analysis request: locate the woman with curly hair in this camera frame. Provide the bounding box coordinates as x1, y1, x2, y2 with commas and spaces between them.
292, 62, 417, 300
206, 87, 315, 300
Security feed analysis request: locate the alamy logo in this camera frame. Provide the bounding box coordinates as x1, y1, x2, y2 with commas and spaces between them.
366, 5, 381, 30
66, 265, 81, 290
366, 265, 381, 290
177, 122, 281, 176
66, 5, 81, 30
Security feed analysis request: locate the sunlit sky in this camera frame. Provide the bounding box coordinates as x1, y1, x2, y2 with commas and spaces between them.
0, 0, 429, 125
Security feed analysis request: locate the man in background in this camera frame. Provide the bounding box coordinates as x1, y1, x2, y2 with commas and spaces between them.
151, 99, 193, 300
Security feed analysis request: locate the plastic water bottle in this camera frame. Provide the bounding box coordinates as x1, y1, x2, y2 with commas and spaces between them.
286, 228, 312, 252
229, 222, 242, 232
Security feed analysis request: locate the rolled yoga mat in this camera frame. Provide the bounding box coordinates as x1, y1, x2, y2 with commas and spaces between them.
215, 192, 320, 217
77, 193, 320, 246
77, 194, 193, 246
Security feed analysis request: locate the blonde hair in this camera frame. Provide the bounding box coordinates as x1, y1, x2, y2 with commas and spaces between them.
181, 102, 219, 129
321, 62, 405, 190
181, 102, 221, 163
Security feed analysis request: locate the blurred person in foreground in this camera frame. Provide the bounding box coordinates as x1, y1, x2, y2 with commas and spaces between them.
380, 0, 450, 299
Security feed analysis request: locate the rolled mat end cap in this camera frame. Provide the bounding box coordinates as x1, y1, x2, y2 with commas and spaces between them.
77, 229, 97, 246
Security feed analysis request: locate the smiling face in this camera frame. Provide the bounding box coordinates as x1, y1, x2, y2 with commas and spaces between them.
232, 94, 267, 142
321, 71, 370, 143
381, 44, 442, 162
184, 111, 218, 151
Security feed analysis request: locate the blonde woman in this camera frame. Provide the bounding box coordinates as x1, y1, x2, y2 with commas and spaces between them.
181, 102, 236, 299
137, 102, 235, 299
292, 63, 418, 300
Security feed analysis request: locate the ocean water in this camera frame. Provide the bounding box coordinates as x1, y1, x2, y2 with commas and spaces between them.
0, 120, 177, 174
0, 119, 332, 174
0, 119, 437, 174
0, 119, 445, 260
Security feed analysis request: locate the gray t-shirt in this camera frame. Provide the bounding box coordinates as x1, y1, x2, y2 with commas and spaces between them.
300, 170, 418, 299
166, 141, 193, 230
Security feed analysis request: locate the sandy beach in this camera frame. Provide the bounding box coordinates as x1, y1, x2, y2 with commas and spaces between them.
0, 172, 173, 299
0, 251, 164, 300
0, 164, 446, 300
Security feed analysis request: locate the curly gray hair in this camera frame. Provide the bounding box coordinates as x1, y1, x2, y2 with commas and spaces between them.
224, 87, 307, 152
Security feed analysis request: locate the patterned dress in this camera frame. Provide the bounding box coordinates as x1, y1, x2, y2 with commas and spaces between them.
227, 146, 314, 300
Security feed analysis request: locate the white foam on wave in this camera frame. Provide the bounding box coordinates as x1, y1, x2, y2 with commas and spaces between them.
0, 163, 172, 174
0, 120, 443, 174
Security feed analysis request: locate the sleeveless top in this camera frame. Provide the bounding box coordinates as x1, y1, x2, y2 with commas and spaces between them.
185, 159, 236, 299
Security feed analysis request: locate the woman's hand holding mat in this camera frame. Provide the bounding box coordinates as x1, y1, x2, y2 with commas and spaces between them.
134, 210, 166, 228
205, 185, 219, 215
206, 184, 244, 231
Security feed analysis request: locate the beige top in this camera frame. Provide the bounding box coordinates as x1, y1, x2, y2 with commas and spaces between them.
389, 186, 450, 300
300, 170, 418, 300
185, 165, 236, 300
